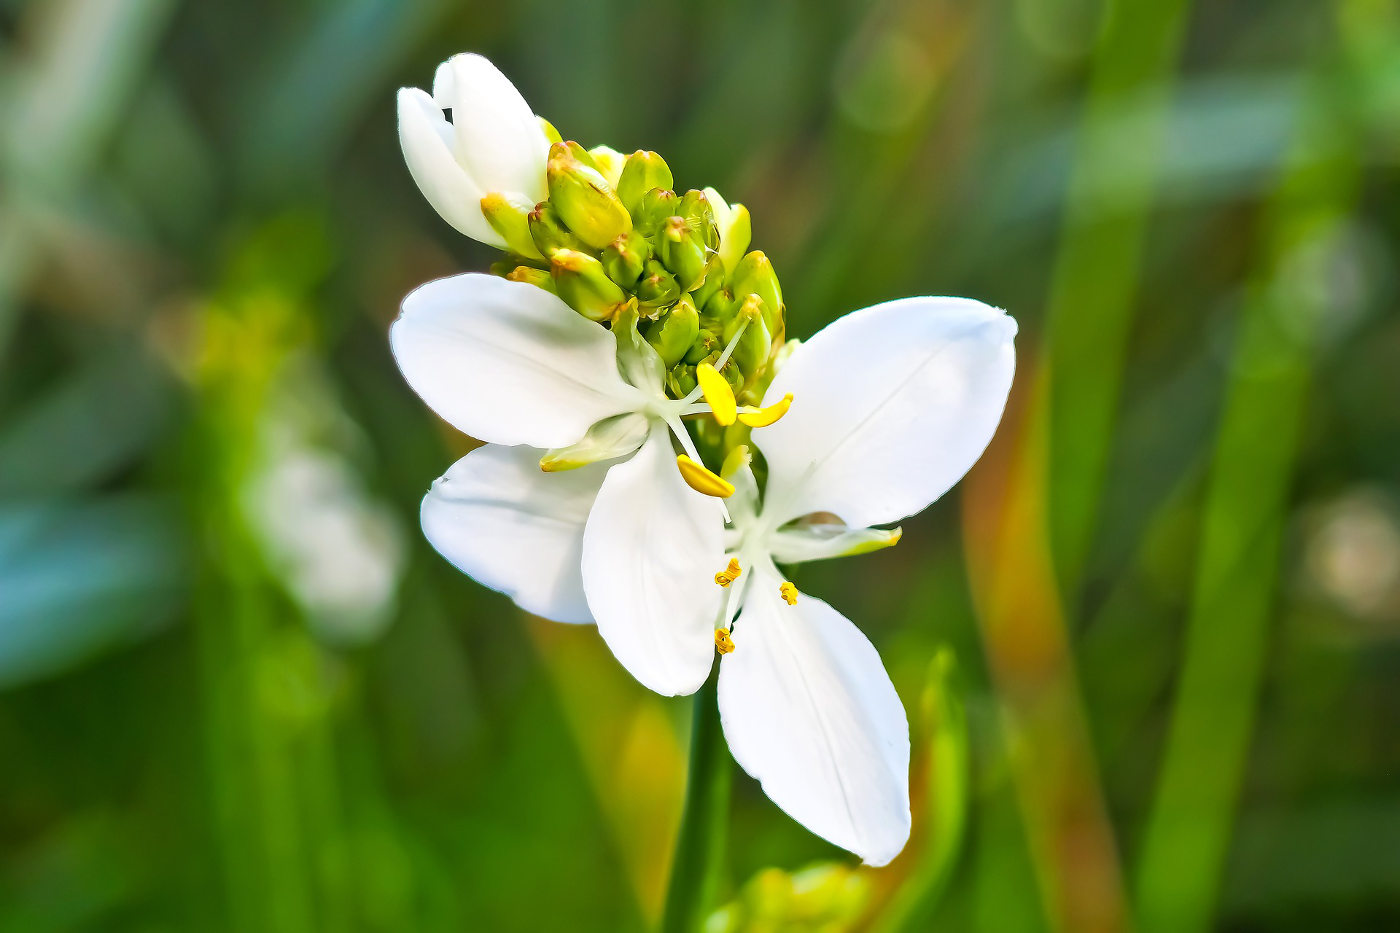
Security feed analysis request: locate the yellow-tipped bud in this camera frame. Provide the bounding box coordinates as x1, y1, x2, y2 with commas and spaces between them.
546, 143, 632, 249
551, 249, 627, 322
481, 193, 545, 260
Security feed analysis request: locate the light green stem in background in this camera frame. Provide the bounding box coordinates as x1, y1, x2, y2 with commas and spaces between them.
660, 672, 731, 933
1134, 19, 1362, 931
1042, 0, 1194, 586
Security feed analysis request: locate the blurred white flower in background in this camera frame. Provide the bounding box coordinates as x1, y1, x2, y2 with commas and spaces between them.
244, 361, 405, 645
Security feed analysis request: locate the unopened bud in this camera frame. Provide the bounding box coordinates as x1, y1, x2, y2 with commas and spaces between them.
646, 295, 701, 367
701, 287, 737, 327
657, 216, 711, 292
678, 189, 720, 251
481, 193, 545, 260
667, 363, 698, 398
683, 329, 721, 366
564, 140, 601, 173
601, 230, 648, 288
547, 143, 632, 250
538, 117, 562, 145
588, 145, 626, 188
731, 250, 783, 334
505, 265, 558, 296
616, 151, 675, 216
704, 187, 753, 273
635, 258, 680, 309
551, 249, 628, 322
528, 202, 588, 257
635, 188, 679, 237
690, 255, 725, 310
725, 294, 773, 381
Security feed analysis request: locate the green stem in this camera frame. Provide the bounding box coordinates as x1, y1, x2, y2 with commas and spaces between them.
660, 672, 731, 933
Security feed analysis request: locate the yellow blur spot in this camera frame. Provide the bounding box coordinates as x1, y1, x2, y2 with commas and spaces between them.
779, 582, 799, 606
714, 558, 742, 587
715, 628, 736, 654
738, 393, 793, 428
676, 455, 735, 498
696, 363, 737, 426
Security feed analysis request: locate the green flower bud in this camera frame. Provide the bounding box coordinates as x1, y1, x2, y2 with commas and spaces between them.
551, 248, 627, 322
704, 187, 752, 273
528, 201, 588, 258
666, 363, 698, 398
634, 188, 679, 237
616, 151, 675, 216
724, 294, 772, 382
701, 287, 737, 326
546, 143, 632, 250
689, 255, 725, 310
731, 250, 783, 333
601, 230, 648, 288
646, 295, 700, 367
564, 140, 601, 173
677, 189, 720, 250
635, 258, 680, 309
538, 117, 562, 145
481, 192, 545, 260
588, 145, 627, 188
504, 265, 557, 296
683, 329, 720, 365
656, 216, 711, 292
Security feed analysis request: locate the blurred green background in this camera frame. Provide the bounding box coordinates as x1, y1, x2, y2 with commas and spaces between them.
2, 0, 1399, 930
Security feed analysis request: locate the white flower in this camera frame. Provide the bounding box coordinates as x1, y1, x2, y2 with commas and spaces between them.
702, 296, 1015, 866
398, 280, 1016, 864
391, 273, 773, 696
397, 53, 551, 246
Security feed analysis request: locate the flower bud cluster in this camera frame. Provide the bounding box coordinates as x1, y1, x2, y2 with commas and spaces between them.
485, 143, 786, 411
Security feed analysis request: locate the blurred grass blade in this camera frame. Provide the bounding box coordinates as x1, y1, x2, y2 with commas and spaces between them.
1133, 13, 1367, 931
1041, 0, 1194, 585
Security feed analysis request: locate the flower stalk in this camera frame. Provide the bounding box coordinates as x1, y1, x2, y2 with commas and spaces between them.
661, 672, 731, 933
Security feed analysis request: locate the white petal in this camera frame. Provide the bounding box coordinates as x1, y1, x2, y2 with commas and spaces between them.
397, 87, 502, 246
758, 297, 1016, 528
718, 569, 910, 865
581, 425, 725, 696
434, 53, 549, 205
391, 274, 641, 448
421, 445, 607, 624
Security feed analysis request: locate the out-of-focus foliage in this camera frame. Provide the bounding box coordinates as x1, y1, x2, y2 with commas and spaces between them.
2, 0, 1398, 930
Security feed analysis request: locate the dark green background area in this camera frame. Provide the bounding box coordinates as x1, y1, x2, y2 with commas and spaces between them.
2, 0, 1398, 930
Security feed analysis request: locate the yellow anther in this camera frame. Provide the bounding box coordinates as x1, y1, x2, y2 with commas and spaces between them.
676, 454, 735, 498
696, 362, 737, 426
714, 558, 742, 587
779, 582, 799, 606
738, 393, 793, 428
715, 628, 736, 654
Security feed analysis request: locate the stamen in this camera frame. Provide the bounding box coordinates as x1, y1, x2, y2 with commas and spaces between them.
696, 363, 737, 426
714, 558, 742, 587
676, 455, 736, 498
737, 393, 793, 428
779, 582, 799, 605
714, 628, 736, 654
713, 314, 750, 371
